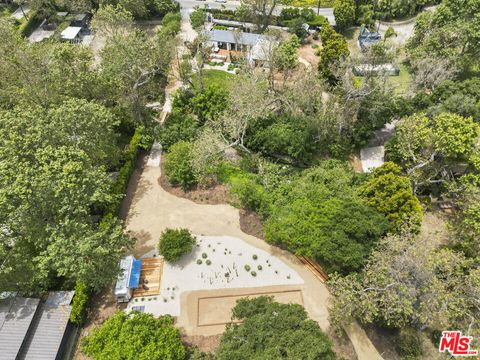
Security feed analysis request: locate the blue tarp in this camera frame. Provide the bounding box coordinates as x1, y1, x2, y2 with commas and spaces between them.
128, 259, 142, 289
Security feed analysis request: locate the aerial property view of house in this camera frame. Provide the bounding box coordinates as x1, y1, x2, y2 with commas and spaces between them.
1, 0, 479, 359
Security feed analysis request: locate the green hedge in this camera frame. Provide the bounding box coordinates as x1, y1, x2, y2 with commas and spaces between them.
18, 11, 41, 38
105, 126, 146, 216
70, 281, 90, 326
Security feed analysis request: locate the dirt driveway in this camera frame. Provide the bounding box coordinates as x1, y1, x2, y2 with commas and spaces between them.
123, 150, 384, 360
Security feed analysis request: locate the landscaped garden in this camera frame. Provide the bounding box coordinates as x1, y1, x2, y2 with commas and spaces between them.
128, 234, 303, 316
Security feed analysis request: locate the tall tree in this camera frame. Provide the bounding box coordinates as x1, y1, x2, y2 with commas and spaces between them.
329, 228, 480, 338
358, 162, 423, 232
217, 296, 336, 360
0, 102, 132, 293
387, 112, 480, 194
241, 0, 279, 32
333, 0, 355, 31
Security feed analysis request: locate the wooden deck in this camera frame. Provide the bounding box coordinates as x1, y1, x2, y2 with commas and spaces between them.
133, 257, 164, 297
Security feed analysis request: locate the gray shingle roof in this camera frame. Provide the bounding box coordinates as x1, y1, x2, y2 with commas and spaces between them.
206, 29, 263, 46
0, 297, 40, 360
17, 303, 72, 360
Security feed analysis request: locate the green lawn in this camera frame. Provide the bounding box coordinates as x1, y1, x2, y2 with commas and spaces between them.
192, 69, 236, 90
353, 63, 412, 94
389, 63, 412, 94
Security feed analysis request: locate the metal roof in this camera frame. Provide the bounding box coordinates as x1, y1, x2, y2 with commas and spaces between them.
115, 255, 134, 295
0, 297, 40, 360
17, 302, 72, 360
206, 29, 263, 46
45, 291, 75, 306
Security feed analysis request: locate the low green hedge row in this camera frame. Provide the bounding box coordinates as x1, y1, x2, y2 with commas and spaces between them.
70, 281, 90, 326
105, 126, 146, 216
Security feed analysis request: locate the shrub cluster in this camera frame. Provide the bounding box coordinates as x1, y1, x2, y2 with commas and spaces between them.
159, 228, 196, 262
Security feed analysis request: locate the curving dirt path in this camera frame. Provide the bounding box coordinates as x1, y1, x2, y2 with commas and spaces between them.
123, 149, 383, 360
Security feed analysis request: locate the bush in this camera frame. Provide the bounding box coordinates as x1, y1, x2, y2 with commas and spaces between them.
70, 281, 90, 326
159, 228, 196, 262
190, 9, 206, 28
244, 264, 251, 272
396, 328, 423, 359
251, 271, 257, 277
197, 259, 202, 264
164, 140, 197, 190
206, 259, 212, 265
228, 173, 269, 214
202, 252, 208, 259
158, 112, 198, 152
257, 265, 262, 270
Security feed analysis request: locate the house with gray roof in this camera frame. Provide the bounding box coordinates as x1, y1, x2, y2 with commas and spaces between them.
0, 291, 75, 360
205, 29, 278, 65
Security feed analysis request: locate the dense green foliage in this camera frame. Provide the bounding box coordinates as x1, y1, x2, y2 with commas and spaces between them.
82, 311, 186, 359
164, 141, 198, 189
397, 328, 424, 358
407, 0, 480, 73
333, 0, 355, 31
266, 161, 388, 274
190, 9, 206, 28
358, 162, 423, 232
386, 112, 480, 194
217, 296, 336, 360
0, 100, 133, 292
318, 24, 349, 83
159, 228, 196, 262
329, 229, 480, 336
101, 0, 179, 19
70, 281, 90, 326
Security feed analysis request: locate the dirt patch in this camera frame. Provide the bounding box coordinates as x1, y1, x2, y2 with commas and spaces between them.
159, 156, 228, 205
420, 211, 451, 247
239, 209, 265, 240
328, 329, 359, 360
298, 39, 320, 68
364, 325, 400, 360
197, 290, 303, 326
182, 334, 222, 354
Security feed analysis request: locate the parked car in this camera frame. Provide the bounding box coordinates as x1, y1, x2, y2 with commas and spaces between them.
215, 0, 227, 3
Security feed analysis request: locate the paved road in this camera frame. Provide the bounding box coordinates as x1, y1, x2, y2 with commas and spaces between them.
177, 0, 335, 23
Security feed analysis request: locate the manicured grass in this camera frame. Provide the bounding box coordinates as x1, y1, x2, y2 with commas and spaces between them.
192, 69, 236, 90
353, 63, 412, 94
389, 63, 412, 94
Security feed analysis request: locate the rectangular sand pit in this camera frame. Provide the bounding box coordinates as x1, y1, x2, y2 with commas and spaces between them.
197, 290, 303, 326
